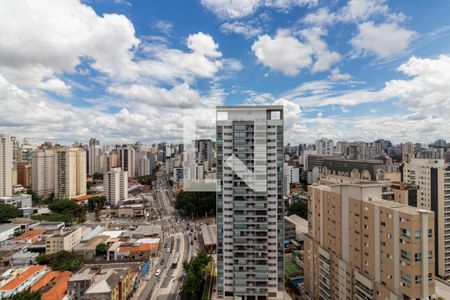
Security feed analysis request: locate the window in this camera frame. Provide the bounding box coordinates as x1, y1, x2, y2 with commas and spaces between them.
428, 229, 433, 237
401, 250, 411, 261
415, 231, 421, 239
401, 272, 411, 283
400, 228, 411, 239
415, 253, 422, 262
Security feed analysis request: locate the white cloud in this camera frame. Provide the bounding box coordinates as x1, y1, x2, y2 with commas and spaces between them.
303, 7, 336, 26
186, 32, 222, 58
351, 22, 416, 57
37, 78, 72, 96
107, 83, 202, 108
152, 20, 174, 34
329, 68, 352, 81
200, 0, 316, 19
0, 0, 140, 90
251, 30, 313, 76
220, 22, 263, 38
339, 0, 389, 22
300, 27, 341, 73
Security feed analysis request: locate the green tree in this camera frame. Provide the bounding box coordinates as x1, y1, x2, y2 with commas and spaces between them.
287, 200, 308, 219
95, 243, 108, 256
0, 204, 21, 223
36, 250, 85, 272
93, 172, 103, 180
6, 290, 41, 300
175, 192, 216, 217
180, 251, 212, 300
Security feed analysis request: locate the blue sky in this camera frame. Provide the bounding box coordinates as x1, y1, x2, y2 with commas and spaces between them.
0, 0, 449, 144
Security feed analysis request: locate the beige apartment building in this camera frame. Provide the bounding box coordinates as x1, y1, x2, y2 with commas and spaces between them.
45, 227, 82, 254
32, 149, 56, 198
304, 182, 435, 300
0, 134, 13, 197
55, 148, 86, 199
402, 158, 450, 281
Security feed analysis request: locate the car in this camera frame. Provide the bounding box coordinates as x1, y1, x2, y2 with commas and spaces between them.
190, 240, 194, 245
155, 269, 161, 276
166, 247, 171, 253
160, 259, 165, 265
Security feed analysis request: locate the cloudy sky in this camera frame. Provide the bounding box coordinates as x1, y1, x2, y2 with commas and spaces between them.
0, 0, 449, 145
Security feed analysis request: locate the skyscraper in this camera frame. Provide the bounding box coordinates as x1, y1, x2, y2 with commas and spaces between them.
32, 149, 56, 198
0, 134, 13, 197
104, 167, 128, 207
55, 148, 86, 199
88, 138, 102, 175
119, 145, 135, 178
216, 106, 284, 299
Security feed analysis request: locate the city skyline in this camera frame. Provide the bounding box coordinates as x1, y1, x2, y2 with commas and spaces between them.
1, 0, 450, 144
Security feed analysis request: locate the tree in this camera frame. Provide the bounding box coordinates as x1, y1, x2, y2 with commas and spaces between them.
0, 204, 21, 223
175, 192, 216, 217
287, 200, 308, 219
37, 250, 85, 272
6, 290, 41, 300
180, 251, 212, 300
93, 172, 103, 180
95, 243, 108, 256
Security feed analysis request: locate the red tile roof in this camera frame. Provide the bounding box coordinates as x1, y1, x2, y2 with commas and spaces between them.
14, 230, 46, 241
0, 266, 45, 291
42, 271, 72, 300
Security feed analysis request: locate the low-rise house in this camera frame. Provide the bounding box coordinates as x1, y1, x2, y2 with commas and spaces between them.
0, 265, 48, 298
0, 224, 22, 243
74, 235, 109, 260
68, 263, 139, 300
131, 225, 161, 239
10, 251, 39, 267
117, 204, 145, 218
31, 270, 72, 300
13, 230, 46, 243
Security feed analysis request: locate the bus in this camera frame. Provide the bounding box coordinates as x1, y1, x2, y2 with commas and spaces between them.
172, 252, 180, 267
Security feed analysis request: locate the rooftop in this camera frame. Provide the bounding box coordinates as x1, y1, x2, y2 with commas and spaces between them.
201, 224, 217, 246
0, 223, 21, 232
0, 265, 46, 291
14, 230, 46, 241
132, 225, 161, 236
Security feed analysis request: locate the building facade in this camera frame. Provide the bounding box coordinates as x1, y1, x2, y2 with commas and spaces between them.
304, 183, 435, 300
32, 150, 56, 198
55, 148, 86, 199
104, 168, 128, 207
119, 146, 135, 178
0, 134, 13, 197
402, 158, 450, 280
45, 227, 82, 254
216, 106, 284, 299
315, 138, 334, 156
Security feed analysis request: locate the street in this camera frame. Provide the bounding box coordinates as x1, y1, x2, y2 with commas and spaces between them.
134, 167, 200, 300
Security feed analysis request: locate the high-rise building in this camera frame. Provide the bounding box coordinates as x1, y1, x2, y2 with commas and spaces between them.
216, 106, 284, 299
119, 145, 135, 178
401, 142, 416, 162
0, 134, 13, 197
104, 167, 128, 207
32, 149, 56, 198
402, 158, 450, 280
304, 182, 435, 300
315, 138, 334, 156
55, 148, 86, 199
17, 162, 32, 188
88, 138, 102, 175
196, 139, 213, 170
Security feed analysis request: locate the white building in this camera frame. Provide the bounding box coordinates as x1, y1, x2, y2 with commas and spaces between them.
0, 266, 48, 298
315, 138, 334, 156
0, 134, 13, 197
104, 167, 128, 207
88, 138, 102, 175
55, 148, 86, 199
216, 106, 284, 299
32, 150, 56, 198
403, 158, 450, 280
0, 194, 32, 209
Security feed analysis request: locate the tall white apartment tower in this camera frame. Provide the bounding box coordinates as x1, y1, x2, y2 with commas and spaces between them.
32, 150, 56, 198
315, 138, 334, 156
104, 167, 128, 207
216, 106, 284, 299
88, 138, 102, 175
55, 148, 86, 199
0, 134, 13, 197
